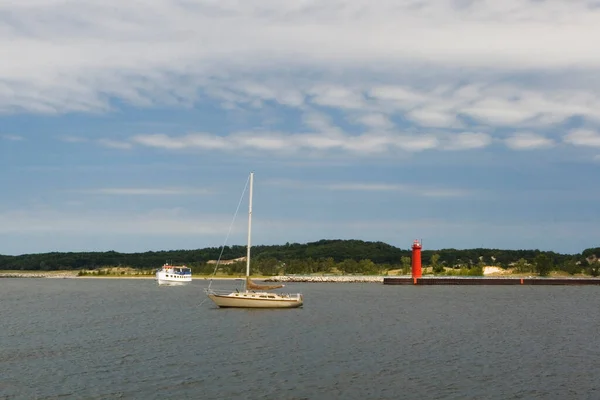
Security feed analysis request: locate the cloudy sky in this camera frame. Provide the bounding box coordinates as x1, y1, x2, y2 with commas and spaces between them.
1, 0, 599, 255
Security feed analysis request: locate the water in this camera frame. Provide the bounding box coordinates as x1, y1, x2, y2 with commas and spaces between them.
1, 279, 599, 399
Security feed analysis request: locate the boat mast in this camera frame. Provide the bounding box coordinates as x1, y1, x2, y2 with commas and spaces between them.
246, 172, 254, 280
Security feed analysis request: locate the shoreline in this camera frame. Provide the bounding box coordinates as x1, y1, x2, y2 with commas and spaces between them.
2, 271, 597, 282
0, 271, 258, 280
0, 271, 387, 282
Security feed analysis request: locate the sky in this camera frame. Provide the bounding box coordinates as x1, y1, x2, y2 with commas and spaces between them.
1, 0, 599, 256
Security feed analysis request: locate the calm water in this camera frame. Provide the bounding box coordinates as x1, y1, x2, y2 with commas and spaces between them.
1, 279, 599, 399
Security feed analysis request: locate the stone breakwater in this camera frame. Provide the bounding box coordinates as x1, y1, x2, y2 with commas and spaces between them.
264, 275, 386, 283
0, 272, 78, 278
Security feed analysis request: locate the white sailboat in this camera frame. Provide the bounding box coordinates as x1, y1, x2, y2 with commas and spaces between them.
204, 172, 303, 308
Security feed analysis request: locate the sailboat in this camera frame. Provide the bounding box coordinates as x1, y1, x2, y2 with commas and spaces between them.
204, 172, 303, 308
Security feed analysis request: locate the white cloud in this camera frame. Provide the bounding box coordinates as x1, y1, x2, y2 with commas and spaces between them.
460, 98, 539, 125
393, 135, 440, 152
405, 107, 459, 128
128, 130, 455, 155
1, 134, 24, 141
354, 113, 394, 129
208, 81, 305, 109
97, 139, 133, 149
265, 179, 469, 198
2, 0, 600, 117
77, 188, 213, 196
505, 132, 555, 150
0, 208, 237, 235
309, 85, 366, 110
369, 85, 429, 108
563, 129, 600, 147
443, 132, 492, 151
4, 0, 600, 163
131, 132, 228, 150
326, 183, 407, 191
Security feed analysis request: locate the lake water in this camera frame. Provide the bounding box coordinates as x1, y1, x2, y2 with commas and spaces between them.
1, 279, 599, 399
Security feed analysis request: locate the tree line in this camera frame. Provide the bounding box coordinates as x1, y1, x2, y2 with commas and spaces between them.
0, 240, 598, 277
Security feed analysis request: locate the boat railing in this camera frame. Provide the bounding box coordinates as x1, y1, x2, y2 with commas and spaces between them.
204, 288, 235, 295
204, 288, 302, 298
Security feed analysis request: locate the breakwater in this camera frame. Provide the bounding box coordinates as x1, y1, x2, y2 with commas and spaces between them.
384, 277, 600, 285
0, 272, 78, 278
265, 275, 385, 283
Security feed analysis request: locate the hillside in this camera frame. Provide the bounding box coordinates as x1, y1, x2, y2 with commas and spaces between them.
0, 240, 598, 276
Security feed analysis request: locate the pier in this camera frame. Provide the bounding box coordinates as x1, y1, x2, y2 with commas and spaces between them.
383, 277, 600, 285
383, 239, 600, 286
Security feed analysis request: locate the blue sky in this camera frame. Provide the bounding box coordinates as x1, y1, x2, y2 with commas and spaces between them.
1, 0, 599, 255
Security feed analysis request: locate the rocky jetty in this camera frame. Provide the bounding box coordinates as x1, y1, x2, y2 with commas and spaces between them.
0, 272, 78, 278
264, 275, 386, 283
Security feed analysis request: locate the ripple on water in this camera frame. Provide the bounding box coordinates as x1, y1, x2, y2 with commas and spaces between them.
1, 281, 599, 399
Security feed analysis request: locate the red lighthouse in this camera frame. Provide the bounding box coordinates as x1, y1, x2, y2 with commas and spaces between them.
411, 239, 422, 279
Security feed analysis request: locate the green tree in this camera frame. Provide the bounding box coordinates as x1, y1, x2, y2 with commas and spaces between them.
339, 259, 358, 274
357, 259, 379, 275
400, 256, 411, 275
257, 257, 279, 276
513, 258, 530, 273
587, 260, 600, 277
562, 260, 581, 276
320, 257, 336, 273
534, 254, 552, 277
430, 254, 444, 274
464, 258, 485, 276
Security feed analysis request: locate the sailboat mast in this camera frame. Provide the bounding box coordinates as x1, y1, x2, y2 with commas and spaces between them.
246, 172, 254, 278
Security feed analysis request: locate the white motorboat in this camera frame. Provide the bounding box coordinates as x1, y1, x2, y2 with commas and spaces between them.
156, 263, 192, 286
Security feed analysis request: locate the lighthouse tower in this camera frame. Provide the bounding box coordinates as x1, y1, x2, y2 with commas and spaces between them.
411, 239, 422, 279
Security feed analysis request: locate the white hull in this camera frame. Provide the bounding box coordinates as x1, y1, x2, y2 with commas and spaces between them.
155, 270, 192, 286
157, 278, 191, 286
207, 291, 303, 308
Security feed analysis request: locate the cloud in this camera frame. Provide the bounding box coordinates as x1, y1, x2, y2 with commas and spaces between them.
97, 139, 133, 149
443, 132, 492, 151
354, 113, 394, 129
59, 136, 132, 149
405, 107, 459, 128
309, 85, 366, 110
2, 1, 600, 118
265, 179, 469, 198
77, 188, 214, 196
129, 130, 481, 155
59, 136, 88, 143
0, 208, 237, 235
505, 132, 555, 150
563, 129, 600, 147
132, 133, 228, 150
4, 0, 600, 164
1, 134, 24, 141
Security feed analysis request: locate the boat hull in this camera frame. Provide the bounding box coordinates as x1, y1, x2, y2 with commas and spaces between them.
156, 278, 191, 286
155, 271, 192, 286
207, 292, 303, 308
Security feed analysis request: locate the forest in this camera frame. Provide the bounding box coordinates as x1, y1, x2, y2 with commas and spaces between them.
1, 239, 599, 277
